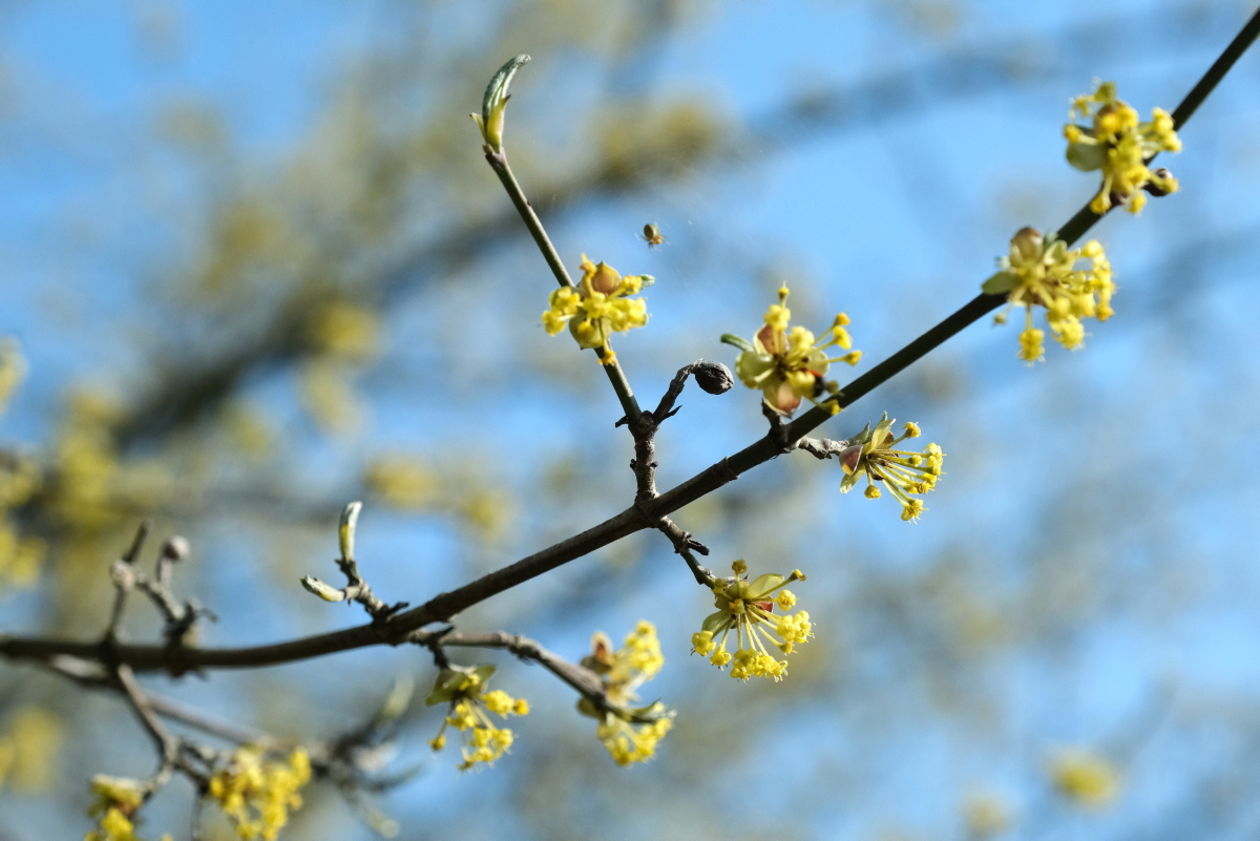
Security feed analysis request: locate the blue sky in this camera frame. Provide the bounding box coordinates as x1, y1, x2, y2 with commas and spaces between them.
3, 2, 1260, 839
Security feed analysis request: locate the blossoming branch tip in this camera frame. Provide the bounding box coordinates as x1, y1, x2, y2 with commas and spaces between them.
1064, 80, 1181, 215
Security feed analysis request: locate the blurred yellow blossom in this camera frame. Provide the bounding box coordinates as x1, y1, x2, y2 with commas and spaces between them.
223, 404, 274, 457
984, 227, 1114, 363
307, 300, 378, 361
0, 522, 44, 592
0, 338, 27, 414
1049, 748, 1120, 808
48, 391, 123, 530
691, 561, 811, 680
838, 414, 943, 522
0, 706, 62, 791
578, 621, 673, 765
299, 361, 361, 432
207, 747, 311, 840
426, 664, 528, 771
85, 775, 171, 841
1, 454, 46, 593
963, 790, 1013, 837
723, 285, 860, 416
459, 487, 513, 540
363, 456, 437, 509
1064, 80, 1180, 214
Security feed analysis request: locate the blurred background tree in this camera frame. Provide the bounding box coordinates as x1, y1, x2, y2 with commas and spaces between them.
2, 1, 1260, 838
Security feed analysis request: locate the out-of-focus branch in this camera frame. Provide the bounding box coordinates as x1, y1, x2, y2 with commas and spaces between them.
100, 5, 1226, 452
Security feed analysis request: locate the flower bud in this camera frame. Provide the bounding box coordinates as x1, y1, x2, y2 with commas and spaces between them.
1142, 168, 1175, 197
161, 535, 190, 562
1010, 227, 1044, 263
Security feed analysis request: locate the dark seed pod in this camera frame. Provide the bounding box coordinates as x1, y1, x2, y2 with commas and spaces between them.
693, 361, 733, 395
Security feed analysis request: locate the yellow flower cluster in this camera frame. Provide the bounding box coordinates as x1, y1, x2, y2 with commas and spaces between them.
984, 227, 1114, 363
425, 664, 529, 771
541, 255, 651, 360
1049, 748, 1120, 808
0, 342, 44, 594
578, 620, 673, 766
49, 390, 124, 530
85, 775, 169, 841
1064, 80, 1181, 214
838, 414, 943, 522
691, 561, 811, 681
207, 748, 311, 841
724, 285, 860, 417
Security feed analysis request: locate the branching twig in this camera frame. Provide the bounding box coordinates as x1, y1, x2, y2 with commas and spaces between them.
102, 521, 152, 644
418, 629, 662, 724
301, 502, 409, 622
476, 62, 644, 428
115, 664, 182, 780
796, 435, 856, 461
655, 517, 715, 586
1, 13, 1256, 677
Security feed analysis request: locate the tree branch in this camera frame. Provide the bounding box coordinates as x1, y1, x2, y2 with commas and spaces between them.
1, 9, 1254, 677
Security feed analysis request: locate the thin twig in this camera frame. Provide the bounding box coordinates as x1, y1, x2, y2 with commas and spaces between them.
115, 664, 179, 767
103, 521, 152, 643
655, 517, 715, 586
420, 629, 663, 724
1170, 7, 1260, 130
483, 146, 644, 427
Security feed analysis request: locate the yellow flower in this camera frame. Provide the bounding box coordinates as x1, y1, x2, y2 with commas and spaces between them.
838, 414, 943, 521
1064, 80, 1181, 214
1049, 748, 1120, 808
207, 747, 311, 840
425, 664, 528, 771
578, 621, 673, 766
723, 285, 860, 416
85, 776, 172, 841
84, 808, 143, 841
541, 255, 651, 359
984, 227, 1114, 363
691, 561, 810, 681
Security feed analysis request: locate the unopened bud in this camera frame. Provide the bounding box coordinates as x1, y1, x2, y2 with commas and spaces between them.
161, 536, 190, 562
589, 262, 621, 294
1010, 227, 1044, 263
693, 361, 733, 395
1143, 168, 1175, 197
301, 576, 347, 603
339, 500, 362, 561
473, 54, 531, 152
